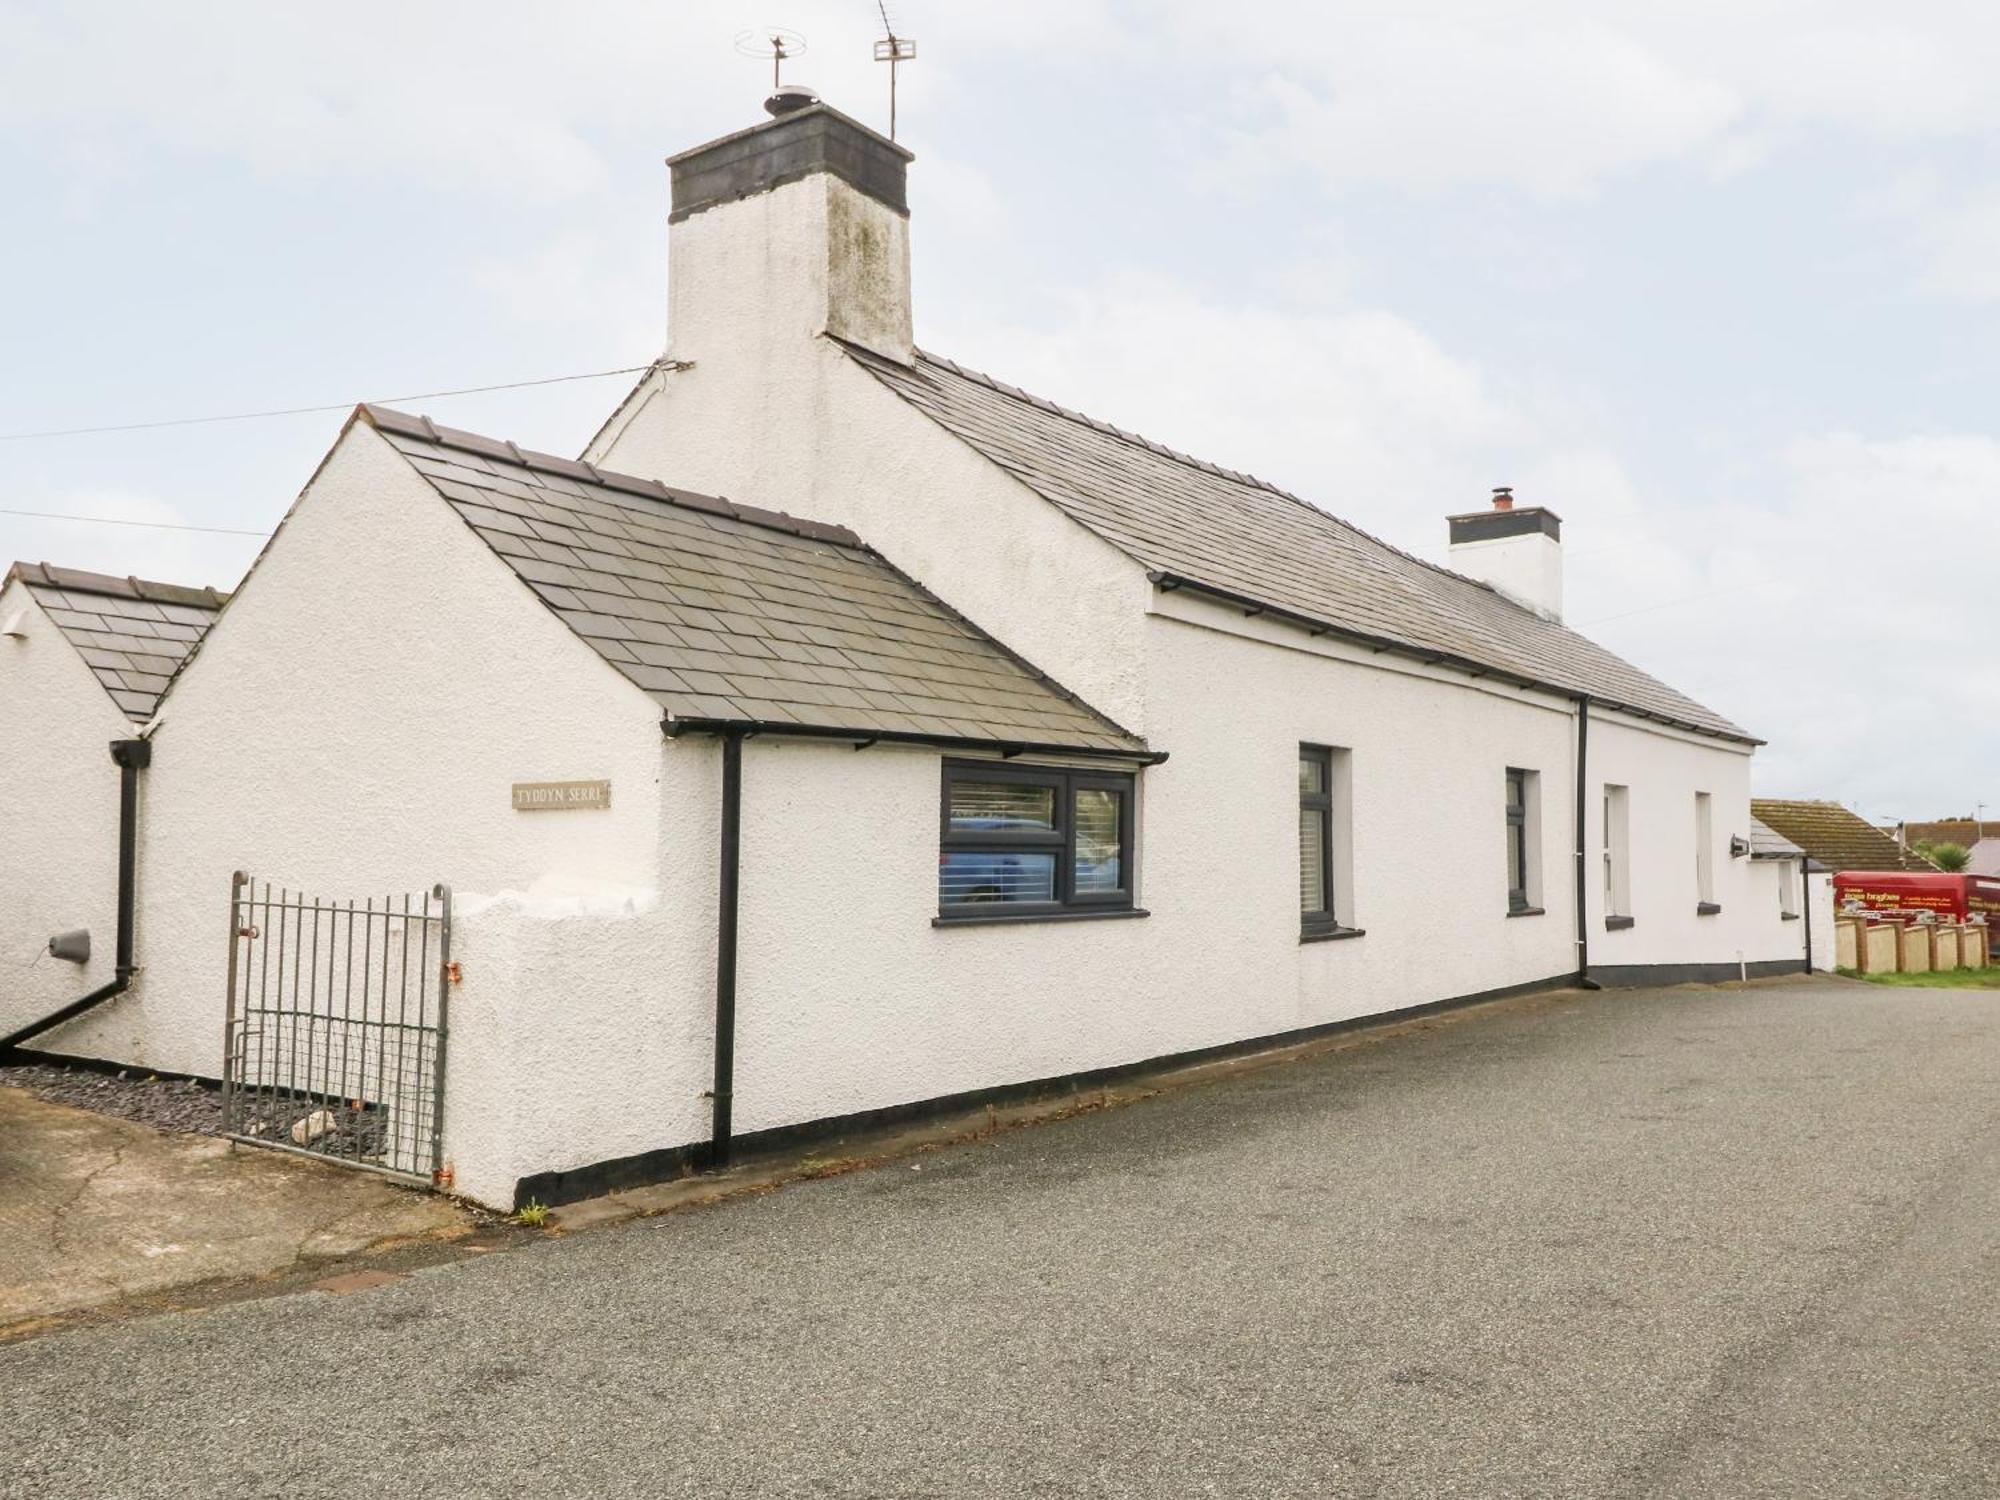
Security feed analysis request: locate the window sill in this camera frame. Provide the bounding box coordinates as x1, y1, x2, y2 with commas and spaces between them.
1780, 911, 1801, 921
1507, 906, 1546, 919
934, 907, 1149, 929
1605, 915, 1636, 931
1696, 902, 1723, 916
1301, 924, 1366, 944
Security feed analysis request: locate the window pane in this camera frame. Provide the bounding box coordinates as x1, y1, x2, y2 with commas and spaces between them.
940, 851, 1057, 906
1507, 771, 1525, 811
1300, 807, 1326, 913
948, 780, 1055, 833
1074, 788, 1123, 892
1507, 822, 1524, 894
1299, 753, 1325, 796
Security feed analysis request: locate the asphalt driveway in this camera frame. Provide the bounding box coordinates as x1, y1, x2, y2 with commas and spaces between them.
4, 975, 1997, 1498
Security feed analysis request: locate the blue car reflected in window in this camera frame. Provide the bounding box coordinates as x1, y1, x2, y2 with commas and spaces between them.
939, 818, 1056, 905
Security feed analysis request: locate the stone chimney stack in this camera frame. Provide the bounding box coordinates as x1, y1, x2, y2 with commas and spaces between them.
663, 98, 915, 367
1447, 487, 1564, 622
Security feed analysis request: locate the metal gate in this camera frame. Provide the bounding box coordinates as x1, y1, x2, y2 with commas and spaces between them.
223, 872, 452, 1185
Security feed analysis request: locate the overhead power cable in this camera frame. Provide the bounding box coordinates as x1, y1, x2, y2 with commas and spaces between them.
0, 363, 657, 442
0, 508, 268, 537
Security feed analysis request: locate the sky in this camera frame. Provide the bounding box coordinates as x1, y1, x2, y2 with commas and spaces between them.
2, 1, 1994, 820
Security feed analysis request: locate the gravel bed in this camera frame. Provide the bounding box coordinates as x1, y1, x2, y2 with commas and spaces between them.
1, 1064, 225, 1137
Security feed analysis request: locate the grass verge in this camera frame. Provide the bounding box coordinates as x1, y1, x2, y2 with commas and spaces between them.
1839, 966, 2000, 990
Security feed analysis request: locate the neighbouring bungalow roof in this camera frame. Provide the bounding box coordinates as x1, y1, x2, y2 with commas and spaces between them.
6, 560, 228, 722
844, 344, 1754, 745
359, 407, 1149, 757
1750, 799, 1939, 874
1747, 815, 1808, 862
1898, 819, 1994, 851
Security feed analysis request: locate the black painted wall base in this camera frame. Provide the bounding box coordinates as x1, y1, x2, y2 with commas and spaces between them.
511, 969, 1579, 1211
1590, 958, 1809, 988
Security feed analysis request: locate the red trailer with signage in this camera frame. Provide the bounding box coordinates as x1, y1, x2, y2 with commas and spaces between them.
1833, 871, 2000, 921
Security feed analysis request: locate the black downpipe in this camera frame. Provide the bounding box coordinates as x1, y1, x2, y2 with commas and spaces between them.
1801, 859, 1814, 973
0, 738, 150, 1054
1574, 698, 1600, 990
707, 730, 744, 1170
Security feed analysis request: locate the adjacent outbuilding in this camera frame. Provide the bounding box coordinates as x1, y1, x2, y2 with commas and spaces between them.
0, 563, 224, 1048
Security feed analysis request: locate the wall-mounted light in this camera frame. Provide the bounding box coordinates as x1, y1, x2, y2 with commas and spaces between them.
1, 610, 26, 639
1728, 835, 1752, 859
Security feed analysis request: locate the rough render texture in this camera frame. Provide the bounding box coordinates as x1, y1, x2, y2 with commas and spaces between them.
667, 169, 911, 369
0, 577, 134, 1039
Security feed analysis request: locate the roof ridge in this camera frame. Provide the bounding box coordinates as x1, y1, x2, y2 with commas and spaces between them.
903, 348, 1522, 608
359, 404, 865, 551
9, 559, 229, 609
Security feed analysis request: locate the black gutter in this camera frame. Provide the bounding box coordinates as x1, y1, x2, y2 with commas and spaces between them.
1, 738, 150, 1055
707, 730, 745, 1170
664, 716, 1168, 765
1573, 698, 1599, 990
1147, 570, 1762, 749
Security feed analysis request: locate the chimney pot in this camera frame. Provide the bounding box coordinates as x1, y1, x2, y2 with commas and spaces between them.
765, 83, 819, 117
1446, 492, 1563, 621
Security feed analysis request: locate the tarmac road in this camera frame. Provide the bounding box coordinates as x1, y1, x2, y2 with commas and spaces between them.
5, 974, 1996, 1498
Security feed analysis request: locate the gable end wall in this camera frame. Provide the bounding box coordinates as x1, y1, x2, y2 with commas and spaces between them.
0, 579, 135, 1039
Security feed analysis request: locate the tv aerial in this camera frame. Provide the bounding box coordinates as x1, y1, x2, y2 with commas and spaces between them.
871, 2, 916, 140
734, 26, 809, 95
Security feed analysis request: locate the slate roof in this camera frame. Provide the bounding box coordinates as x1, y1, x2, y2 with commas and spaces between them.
6, 561, 228, 722
1750, 799, 1939, 874
845, 345, 1753, 744
359, 407, 1147, 756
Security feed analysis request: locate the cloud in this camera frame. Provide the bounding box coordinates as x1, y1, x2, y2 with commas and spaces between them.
1235, 25, 1740, 197
0, 0, 902, 199
930, 265, 1996, 811
1571, 431, 2000, 811
10, 2, 1998, 204
1146, 1, 2000, 196
472, 231, 664, 353
927, 269, 1528, 545
1, 491, 257, 592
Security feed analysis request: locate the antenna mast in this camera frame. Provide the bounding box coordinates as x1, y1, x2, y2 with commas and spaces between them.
872, 2, 917, 140
734, 27, 811, 109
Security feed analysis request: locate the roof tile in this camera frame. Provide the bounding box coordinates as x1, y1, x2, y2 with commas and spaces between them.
358, 409, 1148, 755
844, 346, 1750, 743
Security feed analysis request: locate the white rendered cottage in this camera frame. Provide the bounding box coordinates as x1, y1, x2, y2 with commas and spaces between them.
0, 564, 223, 1050
591, 100, 1821, 989
7, 101, 1824, 1211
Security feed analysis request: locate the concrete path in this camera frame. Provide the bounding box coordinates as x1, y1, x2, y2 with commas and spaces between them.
0, 1086, 468, 1331
4, 976, 1997, 1498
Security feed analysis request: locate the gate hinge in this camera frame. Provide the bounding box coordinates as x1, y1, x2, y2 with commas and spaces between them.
237, 925, 260, 939
446, 961, 462, 985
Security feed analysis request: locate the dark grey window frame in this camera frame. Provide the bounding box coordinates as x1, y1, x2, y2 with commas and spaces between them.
1506, 768, 1532, 914
937, 760, 1136, 922
1300, 745, 1340, 938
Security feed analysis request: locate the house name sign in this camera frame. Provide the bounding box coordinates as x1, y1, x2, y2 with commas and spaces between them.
512, 780, 612, 812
